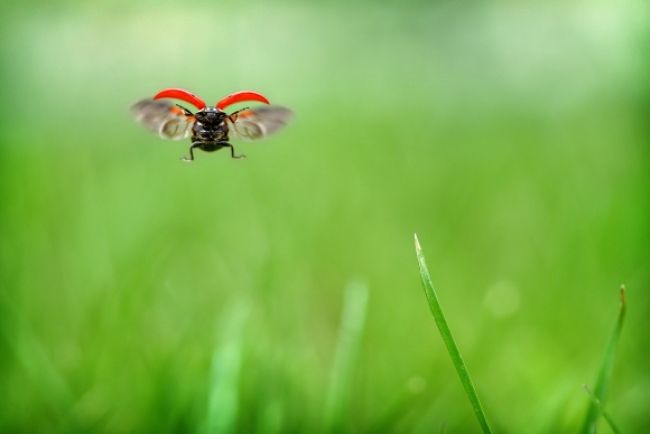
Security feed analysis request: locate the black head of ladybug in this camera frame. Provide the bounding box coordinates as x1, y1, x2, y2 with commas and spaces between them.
195, 107, 226, 125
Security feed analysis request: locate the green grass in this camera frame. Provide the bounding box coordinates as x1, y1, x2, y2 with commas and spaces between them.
583, 385, 622, 434
580, 286, 627, 434
202, 303, 249, 434
414, 234, 493, 434
324, 280, 369, 432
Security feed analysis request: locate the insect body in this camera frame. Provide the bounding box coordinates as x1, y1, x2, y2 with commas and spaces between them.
131, 88, 293, 161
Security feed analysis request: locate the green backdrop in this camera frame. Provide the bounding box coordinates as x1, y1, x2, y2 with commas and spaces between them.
1, 1, 648, 432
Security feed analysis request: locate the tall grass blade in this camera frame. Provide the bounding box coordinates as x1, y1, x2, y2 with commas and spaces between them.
324, 280, 369, 432
583, 385, 622, 434
580, 286, 627, 434
201, 302, 249, 434
414, 234, 493, 434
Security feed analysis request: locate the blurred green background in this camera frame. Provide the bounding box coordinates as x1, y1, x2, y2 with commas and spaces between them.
1, 0, 648, 432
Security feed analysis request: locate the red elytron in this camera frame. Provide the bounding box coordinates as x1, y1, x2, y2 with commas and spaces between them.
131, 88, 292, 161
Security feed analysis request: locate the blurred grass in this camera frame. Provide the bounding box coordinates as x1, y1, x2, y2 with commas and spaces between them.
324, 280, 368, 432
581, 286, 627, 434
584, 385, 622, 434
202, 302, 248, 434
0, 0, 649, 432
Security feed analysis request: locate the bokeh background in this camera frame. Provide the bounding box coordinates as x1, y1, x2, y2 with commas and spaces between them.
1, 0, 648, 432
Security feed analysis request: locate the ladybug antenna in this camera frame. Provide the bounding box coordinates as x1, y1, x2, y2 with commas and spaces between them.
153, 88, 207, 110
216, 91, 270, 110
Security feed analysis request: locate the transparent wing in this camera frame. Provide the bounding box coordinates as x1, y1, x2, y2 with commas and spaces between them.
130, 99, 194, 140
228, 105, 293, 141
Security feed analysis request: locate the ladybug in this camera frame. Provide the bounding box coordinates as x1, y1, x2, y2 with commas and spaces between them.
132, 88, 293, 161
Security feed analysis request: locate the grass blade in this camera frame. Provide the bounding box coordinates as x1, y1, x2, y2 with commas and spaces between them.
414, 234, 493, 434
580, 285, 627, 434
324, 280, 369, 432
583, 385, 622, 434
201, 302, 249, 434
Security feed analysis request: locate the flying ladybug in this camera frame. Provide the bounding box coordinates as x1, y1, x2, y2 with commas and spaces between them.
131, 88, 293, 161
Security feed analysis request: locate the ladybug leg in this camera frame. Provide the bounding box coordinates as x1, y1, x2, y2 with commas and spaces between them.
181, 142, 201, 162
225, 143, 246, 159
